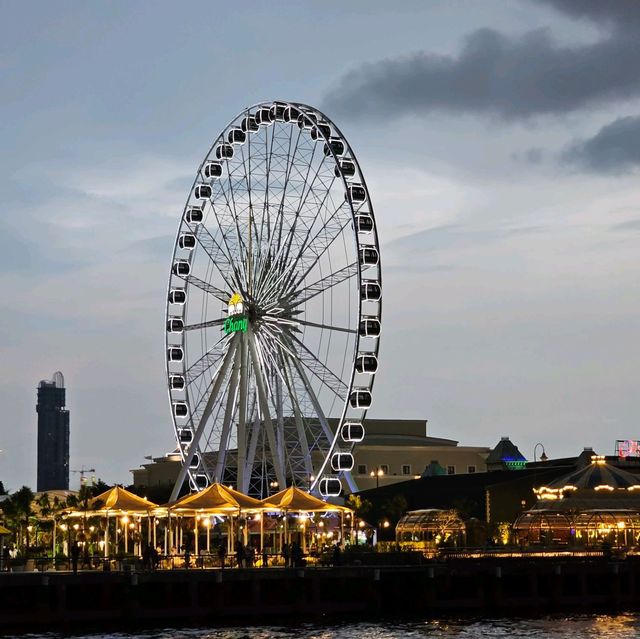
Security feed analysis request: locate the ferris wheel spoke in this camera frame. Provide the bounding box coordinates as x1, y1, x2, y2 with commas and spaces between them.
184, 334, 230, 385
247, 329, 286, 488
282, 354, 313, 477
288, 352, 334, 447
293, 318, 356, 334
214, 343, 241, 483
183, 318, 225, 332
289, 260, 359, 307
170, 334, 240, 501
287, 333, 348, 399
191, 221, 242, 293
291, 206, 353, 291
180, 274, 229, 305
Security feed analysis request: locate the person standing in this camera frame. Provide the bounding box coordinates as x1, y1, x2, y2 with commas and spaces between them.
71, 541, 80, 574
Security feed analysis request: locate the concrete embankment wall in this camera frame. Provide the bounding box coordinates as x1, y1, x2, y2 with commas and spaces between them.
0, 559, 638, 631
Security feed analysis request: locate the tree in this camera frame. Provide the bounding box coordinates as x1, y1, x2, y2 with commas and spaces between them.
10, 486, 35, 552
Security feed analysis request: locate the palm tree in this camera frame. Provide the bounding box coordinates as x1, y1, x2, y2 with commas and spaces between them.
11, 487, 35, 553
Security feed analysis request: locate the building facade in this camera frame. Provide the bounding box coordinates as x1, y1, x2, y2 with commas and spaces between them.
131, 419, 491, 494
37, 371, 70, 491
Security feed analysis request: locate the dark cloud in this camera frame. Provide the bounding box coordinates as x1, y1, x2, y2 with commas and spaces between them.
561, 115, 640, 173
537, 0, 640, 30
323, 6, 640, 121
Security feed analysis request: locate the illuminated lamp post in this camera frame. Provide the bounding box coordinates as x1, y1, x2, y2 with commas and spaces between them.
534, 443, 548, 462
370, 466, 384, 489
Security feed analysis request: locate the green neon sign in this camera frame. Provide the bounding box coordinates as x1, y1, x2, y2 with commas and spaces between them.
505, 460, 527, 470
224, 315, 248, 335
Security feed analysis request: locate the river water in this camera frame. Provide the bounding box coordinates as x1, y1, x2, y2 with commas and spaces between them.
10, 614, 640, 639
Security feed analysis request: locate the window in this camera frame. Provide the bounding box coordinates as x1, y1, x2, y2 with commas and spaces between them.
357, 464, 367, 475
380, 464, 389, 474
468, 465, 476, 474
402, 464, 411, 475
447, 465, 456, 475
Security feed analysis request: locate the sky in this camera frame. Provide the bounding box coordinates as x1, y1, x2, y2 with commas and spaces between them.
2, 0, 640, 491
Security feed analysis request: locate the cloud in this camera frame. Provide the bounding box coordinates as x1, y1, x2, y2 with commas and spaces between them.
323, 8, 640, 121
611, 218, 640, 233
537, 0, 640, 30
561, 115, 640, 173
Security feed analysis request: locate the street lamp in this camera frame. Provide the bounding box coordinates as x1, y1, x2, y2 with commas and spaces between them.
370, 466, 384, 489
534, 443, 548, 462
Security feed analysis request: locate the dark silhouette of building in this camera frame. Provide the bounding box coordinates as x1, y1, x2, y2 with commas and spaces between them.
37, 371, 69, 491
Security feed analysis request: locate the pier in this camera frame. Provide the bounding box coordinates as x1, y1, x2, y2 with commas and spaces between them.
2, 557, 640, 632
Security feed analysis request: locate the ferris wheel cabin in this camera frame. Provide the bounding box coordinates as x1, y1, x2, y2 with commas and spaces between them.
310, 122, 331, 140
341, 421, 365, 443
297, 112, 317, 129
241, 115, 259, 132
359, 246, 379, 267
270, 102, 287, 121
356, 353, 378, 374
318, 477, 342, 497
172, 260, 190, 276
356, 214, 374, 234
173, 402, 189, 418
335, 159, 356, 178
349, 389, 372, 409
284, 105, 300, 122
185, 206, 204, 223
347, 184, 367, 203
202, 162, 223, 179
323, 137, 345, 157
361, 281, 381, 301
168, 347, 184, 362
359, 317, 381, 338
215, 144, 234, 160
255, 107, 273, 125
178, 428, 192, 444
194, 184, 212, 200
331, 452, 354, 472
167, 318, 184, 333
168, 289, 186, 305
178, 233, 196, 250
170, 375, 185, 390
227, 128, 246, 145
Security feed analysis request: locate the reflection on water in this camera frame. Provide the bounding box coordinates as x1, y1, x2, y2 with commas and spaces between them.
9, 614, 640, 639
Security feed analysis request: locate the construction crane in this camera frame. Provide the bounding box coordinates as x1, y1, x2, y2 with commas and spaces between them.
71, 466, 96, 487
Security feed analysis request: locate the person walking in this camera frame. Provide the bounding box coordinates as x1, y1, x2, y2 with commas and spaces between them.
71, 541, 80, 574
217, 543, 226, 569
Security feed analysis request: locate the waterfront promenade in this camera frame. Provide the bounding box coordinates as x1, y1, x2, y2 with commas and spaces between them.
1, 555, 639, 632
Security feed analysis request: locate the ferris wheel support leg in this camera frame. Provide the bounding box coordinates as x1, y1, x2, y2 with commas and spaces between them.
282, 357, 313, 479
248, 330, 286, 489
170, 335, 240, 502
214, 344, 242, 483
289, 355, 334, 446
236, 335, 249, 493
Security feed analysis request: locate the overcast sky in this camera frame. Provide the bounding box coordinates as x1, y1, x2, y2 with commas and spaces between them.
2, 0, 640, 491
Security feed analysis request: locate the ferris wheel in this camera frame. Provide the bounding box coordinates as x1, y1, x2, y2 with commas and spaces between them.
166, 101, 381, 501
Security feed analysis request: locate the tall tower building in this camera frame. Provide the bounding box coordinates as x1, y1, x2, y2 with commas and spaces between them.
36, 371, 70, 491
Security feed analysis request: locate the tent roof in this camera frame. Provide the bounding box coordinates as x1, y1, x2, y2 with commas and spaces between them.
540, 457, 640, 491
169, 483, 264, 512
0, 524, 11, 535
262, 486, 350, 512
88, 486, 158, 513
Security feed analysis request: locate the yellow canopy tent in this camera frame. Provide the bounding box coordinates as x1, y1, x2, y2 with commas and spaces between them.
262, 486, 350, 512
64, 486, 159, 558
0, 524, 11, 535
166, 483, 265, 556
260, 486, 353, 553
168, 483, 263, 513
89, 486, 158, 514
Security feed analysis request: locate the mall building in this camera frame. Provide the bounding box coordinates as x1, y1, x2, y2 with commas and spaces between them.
131, 418, 492, 494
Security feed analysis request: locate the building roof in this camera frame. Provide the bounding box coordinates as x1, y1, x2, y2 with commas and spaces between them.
540, 456, 640, 491
486, 437, 527, 465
